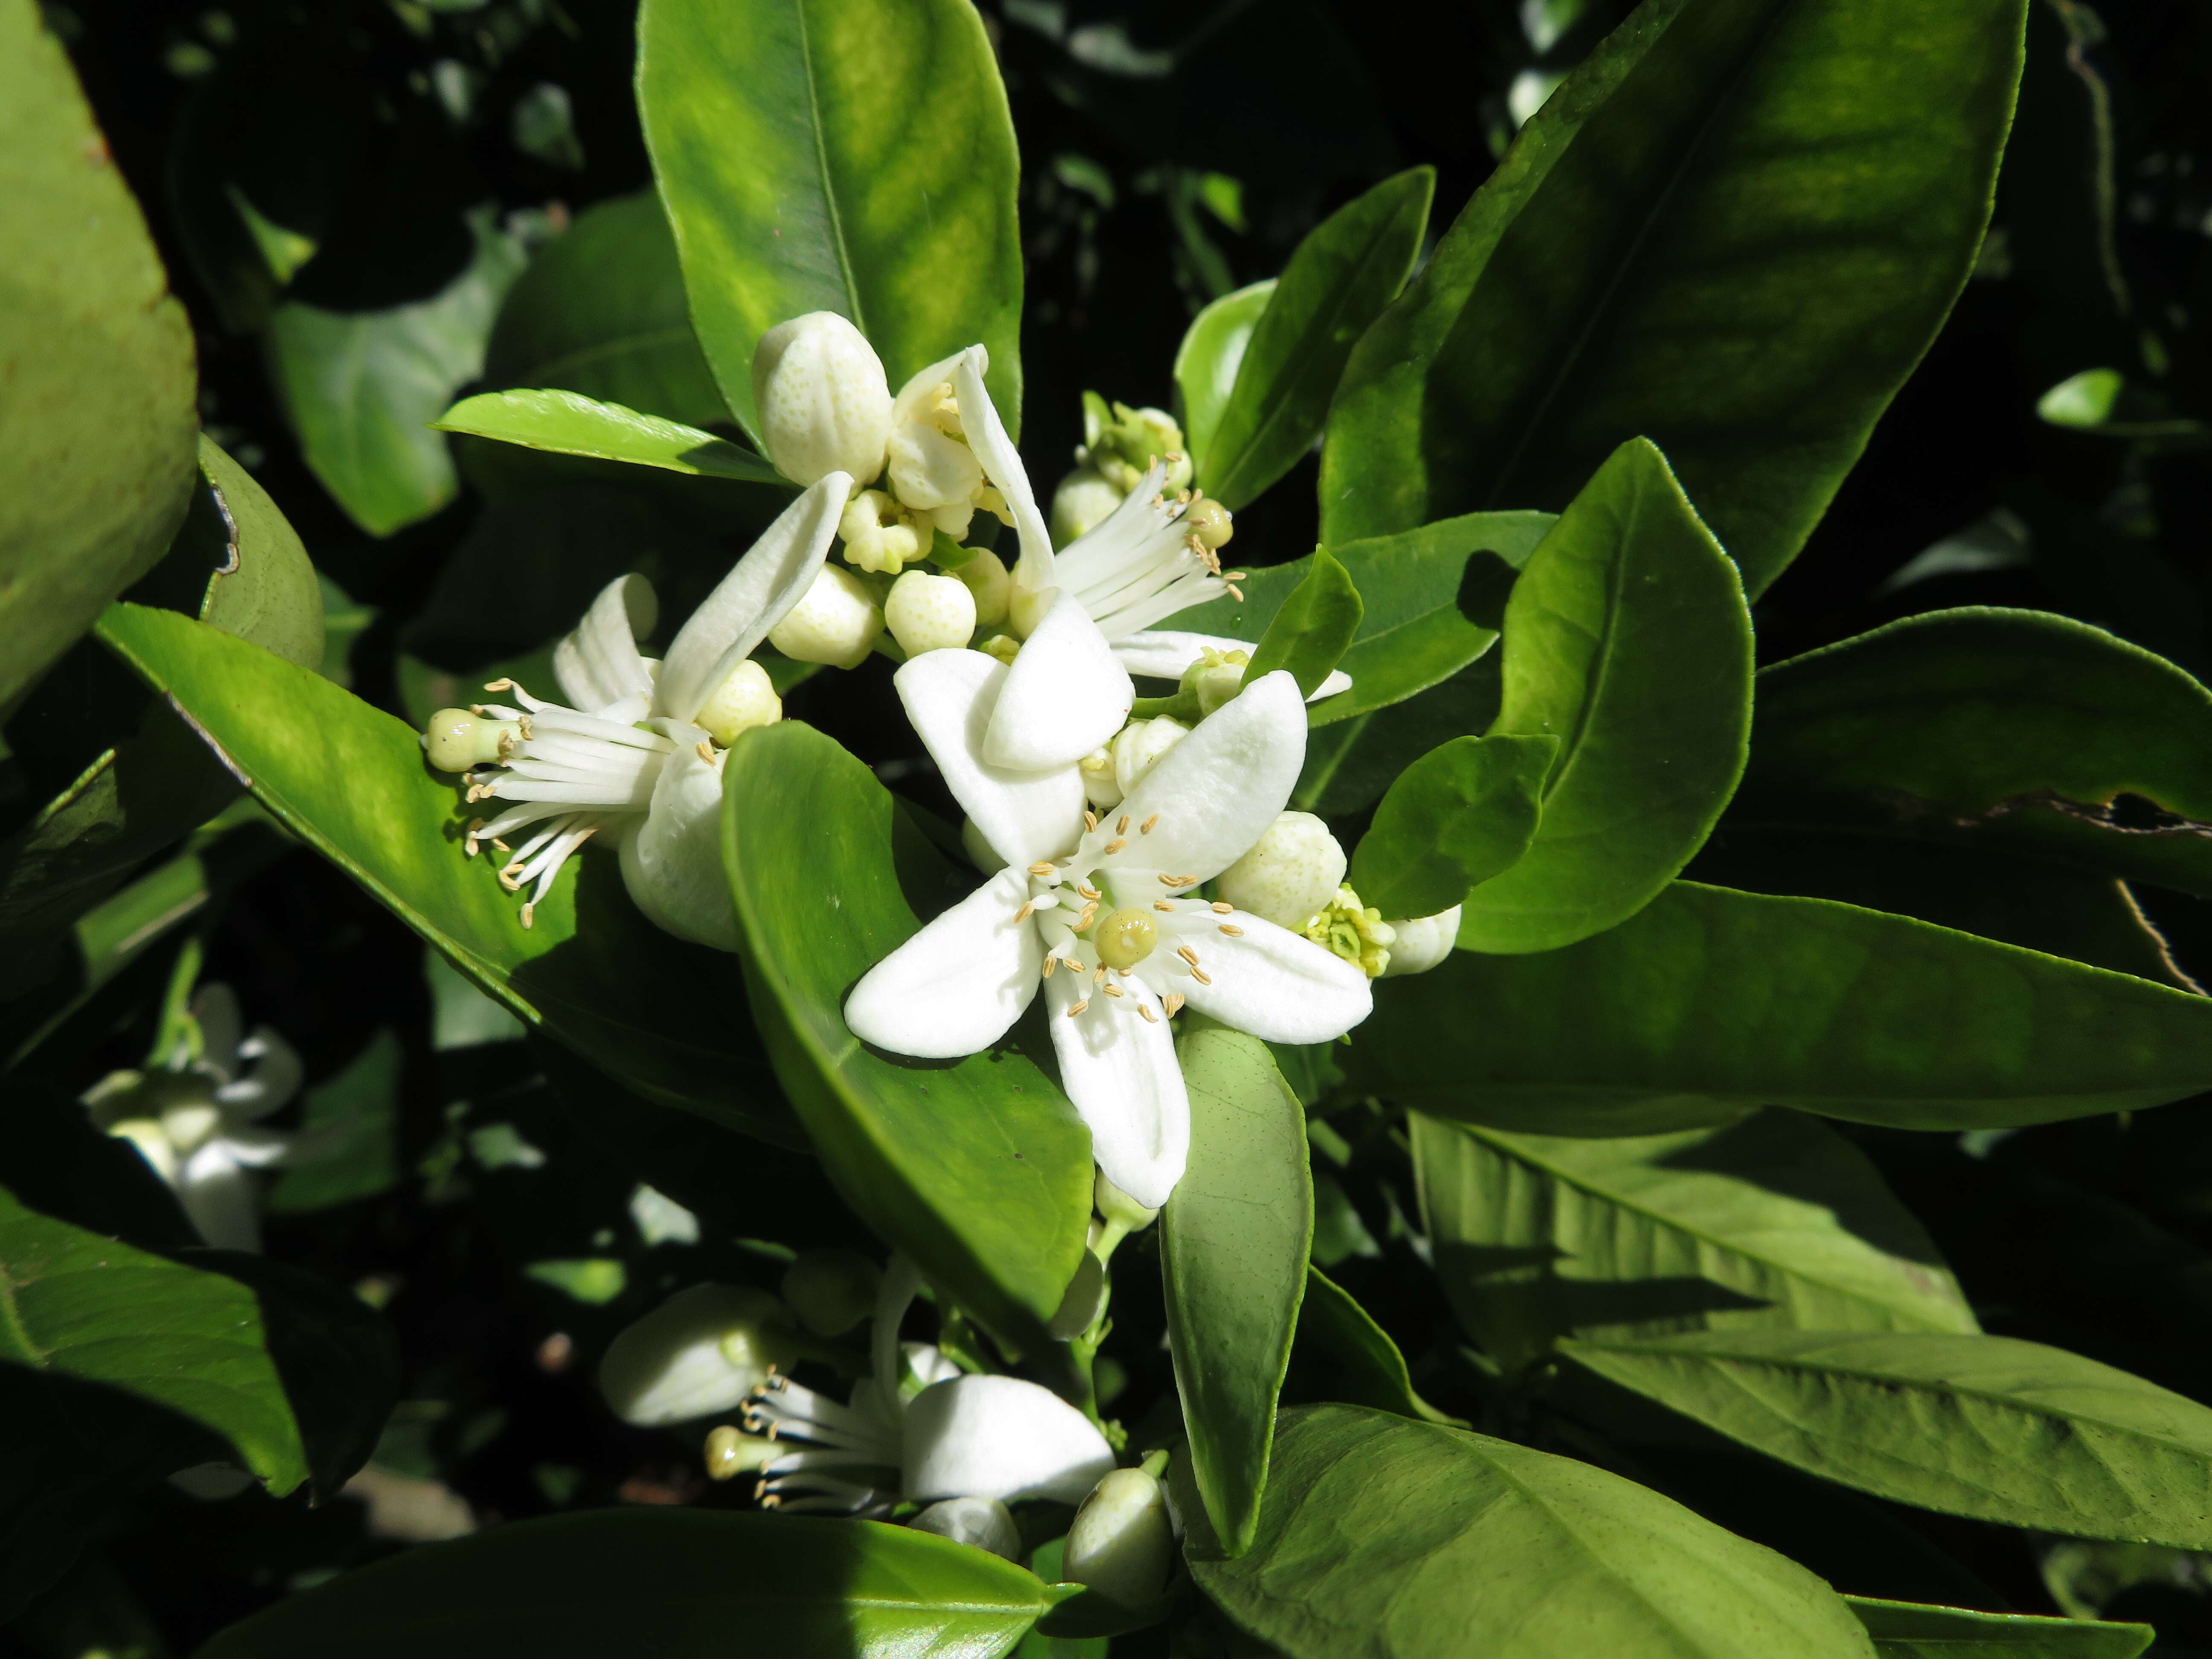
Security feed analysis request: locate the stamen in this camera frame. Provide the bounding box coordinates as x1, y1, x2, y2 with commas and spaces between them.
1188, 965, 1212, 985
1066, 999, 1089, 1017
1163, 993, 1185, 1017
1116, 815, 1131, 835
1077, 883, 1101, 902
1220, 924, 1245, 936
1102, 982, 1124, 998
1042, 956, 1058, 978
1138, 1003, 1159, 1022
1093, 963, 1107, 984
696, 740, 716, 764
483, 678, 515, 692
1160, 874, 1199, 888
1015, 903, 1034, 922
1154, 900, 1175, 912
1084, 811, 1100, 831
1104, 838, 1126, 855
1029, 862, 1057, 877
1141, 815, 1159, 834
1212, 901, 1234, 914
519, 901, 536, 929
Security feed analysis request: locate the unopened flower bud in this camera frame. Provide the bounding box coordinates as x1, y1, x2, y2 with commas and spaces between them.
1095, 1170, 1159, 1233
597, 1284, 801, 1426
1064, 1467, 1176, 1615
1379, 905, 1462, 977
1082, 400, 1191, 496
1216, 812, 1346, 931
1305, 885, 1396, 979
911, 1496, 1022, 1560
751, 311, 893, 488
1080, 747, 1123, 809
1111, 717, 1189, 799
780, 1248, 881, 1337
692, 659, 781, 746
954, 548, 1011, 626
841, 488, 930, 575
885, 569, 977, 656
1051, 465, 1126, 547
768, 565, 884, 669
422, 708, 522, 773
981, 632, 1021, 667
1178, 647, 1249, 716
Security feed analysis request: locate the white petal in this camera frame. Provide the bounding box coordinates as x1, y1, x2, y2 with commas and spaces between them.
903, 1374, 1116, 1504
952, 349, 1053, 591
1111, 632, 1350, 702
556, 576, 659, 710
212, 1127, 296, 1169
190, 984, 244, 1078
1311, 667, 1353, 701
178, 1143, 262, 1253
1174, 914, 1372, 1044
656, 474, 850, 723
1380, 906, 1462, 977
894, 650, 1083, 869
217, 1027, 303, 1120
1109, 669, 1307, 885
844, 868, 1043, 1059
984, 595, 1133, 771
1045, 969, 1188, 1210
617, 731, 739, 951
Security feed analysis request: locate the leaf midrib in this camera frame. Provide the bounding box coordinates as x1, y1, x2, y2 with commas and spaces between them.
792, 0, 866, 335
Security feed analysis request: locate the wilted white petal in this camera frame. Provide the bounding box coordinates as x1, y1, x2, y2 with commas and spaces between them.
902, 1374, 1116, 1504
1045, 969, 1188, 1210
617, 730, 737, 951
894, 650, 1083, 869
1112, 669, 1306, 884
844, 868, 1044, 1058
951, 349, 1052, 590
1173, 914, 1372, 1044
984, 595, 1132, 771
555, 575, 658, 711
657, 475, 849, 724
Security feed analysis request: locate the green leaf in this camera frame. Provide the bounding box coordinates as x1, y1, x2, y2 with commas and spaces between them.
1199, 169, 1432, 509
1844, 1597, 2152, 1659
1297, 1266, 1463, 1426
1245, 548, 1362, 699
640, 0, 1023, 445
0, 1186, 307, 1494
1175, 280, 1275, 469
193, 436, 326, 671
1350, 733, 1556, 921
267, 208, 528, 537
1411, 1110, 1976, 1378
1319, 0, 2026, 597
1354, 881, 2212, 1135
195, 1507, 1056, 1658
436, 389, 784, 484
1561, 1329, 2212, 1548
1190, 1404, 1877, 1659
266, 1029, 402, 1214
0, 0, 198, 713
1737, 607, 2212, 898
93, 602, 799, 1146
720, 719, 1091, 1349
1169, 511, 1556, 729
1159, 1024, 1313, 1556
1458, 439, 1752, 952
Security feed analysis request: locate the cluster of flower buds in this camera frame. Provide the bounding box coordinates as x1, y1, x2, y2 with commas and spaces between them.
1051, 395, 1196, 546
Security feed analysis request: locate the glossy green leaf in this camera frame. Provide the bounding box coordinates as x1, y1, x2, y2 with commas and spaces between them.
1457, 439, 1752, 952
436, 389, 783, 483
193, 437, 326, 671
196, 1508, 1056, 1658
94, 602, 798, 1145
1176, 280, 1275, 468
266, 1029, 402, 1214
482, 189, 726, 428
721, 719, 1091, 1349
1355, 881, 2212, 1135
0, 0, 197, 713
0, 1187, 306, 1494
1199, 169, 1432, 509
267, 209, 527, 536
1736, 607, 2212, 898
640, 0, 1023, 444
1320, 0, 2026, 597
1411, 1110, 1976, 1378
1190, 1405, 1877, 1659
1350, 733, 1556, 921
1245, 548, 1362, 699
1844, 1597, 2152, 1659
1159, 1023, 1313, 1556
1169, 511, 1555, 728
1295, 656, 1504, 818
1297, 1266, 1462, 1426
1562, 1329, 2212, 1548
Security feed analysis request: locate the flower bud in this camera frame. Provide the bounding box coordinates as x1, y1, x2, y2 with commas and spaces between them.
751, 311, 893, 488
1111, 717, 1189, 799
1305, 885, 1396, 979
1095, 1170, 1159, 1233
1051, 465, 1126, 547
1064, 1467, 1176, 1615
422, 708, 521, 773
885, 569, 977, 656
981, 632, 1021, 667
692, 659, 781, 746
1178, 647, 1249, 716
1079, 747, 1122, 810
780, 1248, 882, 1337
1082, 399, 1191, 496
1215, 812, 1346, 931
840, 488, 930, 575
954, 548, 1011, 627
768, 565, 885, 669
597, 1284, 801, 1426
911, 1496, 1022, 1560
1379, 905, 1462, 977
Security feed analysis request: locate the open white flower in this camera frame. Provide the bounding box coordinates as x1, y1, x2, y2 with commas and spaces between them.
845, 665, 1371, 1207
423, 475, 848, 947
83, 983, 303, 1253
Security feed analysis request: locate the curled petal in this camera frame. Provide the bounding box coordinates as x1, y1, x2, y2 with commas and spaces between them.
1173, 912, 1372, 1045
844, 868, 1044, 1059
984, 595, 1133, 772
556, 575, 659, 711
617, 730, 739, 951
952, 349, 1053, 591
1045, 968, 1188, 1210
903, 1374, 1116, 1504
1110, 669, 1306, 885
895, 649, 1083, 869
